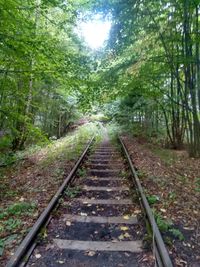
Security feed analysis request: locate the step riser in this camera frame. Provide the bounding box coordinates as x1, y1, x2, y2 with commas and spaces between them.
82, 186, 129, 191
95, 151, 116, 154
87, 164, 122, 170
89, 160, 123, 165
88, 169, 121, 177
92, 153, 120, 157
71, 198, 132, 205
84, 177, 125, 181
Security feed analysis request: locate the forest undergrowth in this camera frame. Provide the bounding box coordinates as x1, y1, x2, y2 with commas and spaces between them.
0, 122, 101, 265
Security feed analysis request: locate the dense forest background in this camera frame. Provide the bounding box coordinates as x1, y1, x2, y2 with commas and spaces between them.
0, 0, 200, 157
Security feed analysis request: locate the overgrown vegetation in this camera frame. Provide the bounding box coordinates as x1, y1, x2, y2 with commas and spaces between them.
0, 0, 199, 264
153, 211, 185, 242
0, 0, 92, 153
0, 122, 101, 260
88, 1, 200, 158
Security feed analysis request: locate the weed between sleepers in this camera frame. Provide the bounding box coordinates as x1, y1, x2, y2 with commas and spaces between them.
64, 186, 81, 198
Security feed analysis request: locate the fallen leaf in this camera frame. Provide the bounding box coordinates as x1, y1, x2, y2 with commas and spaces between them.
66, 221, 71, 226
160, 208, 166, 213
85, 250, 96, 256
124, 232, 131, 238
118, 234, 124, 240
123, 215, 129, 220
120, 226, 129, 231
134, 210, 141, 214
35, 254, 41, 259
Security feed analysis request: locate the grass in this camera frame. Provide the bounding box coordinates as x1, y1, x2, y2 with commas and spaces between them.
0, 202, 36, 220
146, 195, 159, 205
195, 177, 200, 192
77, 168, 87, 178
0, 122, 104, 261
64, 186, 81, 198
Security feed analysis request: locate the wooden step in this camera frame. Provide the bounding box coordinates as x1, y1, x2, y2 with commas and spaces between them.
54, 239, 142, 253
95, 149, 117, 152
73, 198, 132, 205
87, 164, 122, 170
88, 160, 123, 165
86, 177, 125, 181
88, 169, 121, 177
82, 186, 129, 191
63, 214, 138, 224
90, 155, 120, 160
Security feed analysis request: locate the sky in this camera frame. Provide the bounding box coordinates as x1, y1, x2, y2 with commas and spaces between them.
79, 16, 111, 50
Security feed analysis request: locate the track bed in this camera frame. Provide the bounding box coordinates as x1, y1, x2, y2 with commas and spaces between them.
26, 139, 153, 267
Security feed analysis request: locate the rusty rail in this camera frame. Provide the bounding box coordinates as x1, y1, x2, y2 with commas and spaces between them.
119, 136, 173, 267
7, 137, 94, 267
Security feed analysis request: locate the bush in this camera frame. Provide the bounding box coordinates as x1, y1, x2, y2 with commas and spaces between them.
25, 125, 49, 146
0, 135, 12, 150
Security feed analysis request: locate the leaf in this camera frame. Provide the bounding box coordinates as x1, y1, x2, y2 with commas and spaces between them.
4, 234, 18, 245
120, 226, 129, 231
85, 250, 96, 256
35, 254, 41, 259
160, 208, 166, 213
124, 232, 131, 238
118, 234, 124, 240
123, 215, 129, 220
66, 221, 71, 226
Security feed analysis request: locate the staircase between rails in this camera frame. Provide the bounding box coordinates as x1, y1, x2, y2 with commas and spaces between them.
7, 137, 173, 267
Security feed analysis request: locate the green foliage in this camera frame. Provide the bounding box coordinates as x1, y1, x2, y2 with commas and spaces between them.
3, 218, 22, 232
25, 125, 49, 146
77, 168, 87, 177
168, 191, 176, 201
0, 136, 12, 150
169, 228, 184, 241
90, 114, 110, 122
0, 0, 92, 155
6, 202, 36, 216
195, 177, 200, 192
0, 202, 36, 220
154, 212, 172, 232
64, 186, 81, 198
0, 239, 4, 256
153, 211, 184, 241
147, 195, 159, 205
90, 0, 200, 157
0, 152, 17, 167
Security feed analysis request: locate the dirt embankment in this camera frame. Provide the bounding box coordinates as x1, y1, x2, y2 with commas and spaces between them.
122, 135, 200, 267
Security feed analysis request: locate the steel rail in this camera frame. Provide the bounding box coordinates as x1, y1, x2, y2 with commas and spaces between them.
7, 137, 94, 267
119, 137, 174, 267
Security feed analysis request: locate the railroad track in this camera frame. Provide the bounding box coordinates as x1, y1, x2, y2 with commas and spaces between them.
7, 137, 173, 267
